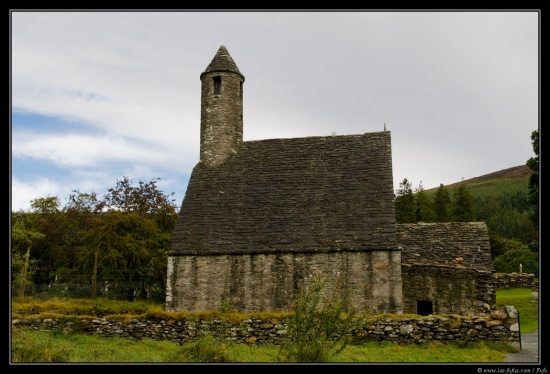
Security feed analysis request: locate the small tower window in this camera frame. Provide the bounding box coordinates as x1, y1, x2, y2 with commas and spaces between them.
239, 81, 243, 98
213, 76, 222, 95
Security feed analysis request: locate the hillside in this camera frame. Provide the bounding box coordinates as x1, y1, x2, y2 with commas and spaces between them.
420, 164, 536, 245
426, 165, 532, 192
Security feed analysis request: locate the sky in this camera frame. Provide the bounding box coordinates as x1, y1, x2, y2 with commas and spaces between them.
10, 10, 540, 212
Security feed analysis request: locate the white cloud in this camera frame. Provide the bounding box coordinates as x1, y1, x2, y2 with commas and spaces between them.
10, 11, 539, 212
11, 177, 63, 212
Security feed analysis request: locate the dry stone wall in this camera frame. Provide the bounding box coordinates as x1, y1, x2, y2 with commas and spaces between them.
493, 273, 538, 291
12, 306, 520, 347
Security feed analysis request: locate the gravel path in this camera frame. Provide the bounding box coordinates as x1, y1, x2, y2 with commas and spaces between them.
503, 291, 539, 363
503, 329, 539, 363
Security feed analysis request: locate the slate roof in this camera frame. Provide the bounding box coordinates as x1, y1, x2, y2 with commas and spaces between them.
397, 222, 493, 271
169, 131, 397, 255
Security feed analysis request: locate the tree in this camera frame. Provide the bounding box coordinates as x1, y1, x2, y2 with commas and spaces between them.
74, 211, 162, 300
526, 130, 539, 230
395, 178, 416, 223
30, 196, 61, 213
489, 236, 530, 260
72, 177, 177, 301
11, 213, 45, 297
25, 196, 69, 294
433, 184, 451, 222
10, 178, 177, 301
414, 181, 436, 222
450, 185, 476, 222
486, 209, 536, 245
100, 176, 177, 216
67, 190, 103, 213
493, 249, 538, 274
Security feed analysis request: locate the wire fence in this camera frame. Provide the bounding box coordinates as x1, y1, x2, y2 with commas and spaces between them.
12, 280, 166, 303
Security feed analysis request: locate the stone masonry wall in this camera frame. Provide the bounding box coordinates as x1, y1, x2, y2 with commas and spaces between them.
200, 71, 243, 168
12, 306, 520, 347
400, 268, 538, 317
402, 264, 496, 316
494, 273, 538, 291
166, 250, 403, 314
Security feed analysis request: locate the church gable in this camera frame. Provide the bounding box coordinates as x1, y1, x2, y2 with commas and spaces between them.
170, 132, 397, 255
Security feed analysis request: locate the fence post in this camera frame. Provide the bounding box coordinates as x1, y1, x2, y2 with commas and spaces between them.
518, 310, 522, 350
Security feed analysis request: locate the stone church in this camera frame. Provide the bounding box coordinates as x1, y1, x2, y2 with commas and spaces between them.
166, 46, 496, 316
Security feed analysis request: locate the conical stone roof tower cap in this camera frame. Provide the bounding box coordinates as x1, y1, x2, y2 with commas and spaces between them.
200, 45, 244, 81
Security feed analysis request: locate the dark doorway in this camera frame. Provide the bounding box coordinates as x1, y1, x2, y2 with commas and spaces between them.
417, 300, 433, 316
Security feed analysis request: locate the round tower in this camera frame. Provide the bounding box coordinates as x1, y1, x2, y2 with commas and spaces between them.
199, 45, 245, 168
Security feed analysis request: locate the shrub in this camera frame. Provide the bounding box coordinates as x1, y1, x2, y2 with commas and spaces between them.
493, 249, 538, 274
277, 274, 364, 363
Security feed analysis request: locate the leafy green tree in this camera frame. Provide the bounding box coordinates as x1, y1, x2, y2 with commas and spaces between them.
489, 236, 530, 261
498, 191, 532, 212
395, 178, 416, 223
67, 190, 103, 213
100, 176, 178, 240
29, 196, 61, 214
526, 130, 539, 229
486, 209, 536, 245
450, 185, 476, 222
73, 177, 177, 301
74, 211, 163, 300
489, 234, 507, 261
474, 196, 502, 223
41, 190, 109, 298
100, 176, 177, 216
474, 188, 537, 255
493, 249, 538, 274
433, 184, 451, 222
11, 213, 45, 297
414, 181, 436, 222
10, 178, 177, 301
25, 196, 71, 293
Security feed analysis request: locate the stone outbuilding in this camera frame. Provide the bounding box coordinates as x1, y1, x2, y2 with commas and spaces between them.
397, 222, 495, 316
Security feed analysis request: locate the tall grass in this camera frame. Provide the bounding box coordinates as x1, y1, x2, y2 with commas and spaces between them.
11, 296, 157, 317
11, 327, 190, 363
11, 327, 517, 363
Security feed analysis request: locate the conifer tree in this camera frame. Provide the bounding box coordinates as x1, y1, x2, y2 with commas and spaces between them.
433, 184, 451, 222
450, 185, 476, 222
395, 178, 416, 223
415, 181, 436, 222
526, 130, 539, 228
